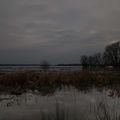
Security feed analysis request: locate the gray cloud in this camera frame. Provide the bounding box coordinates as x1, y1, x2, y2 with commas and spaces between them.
0, 0, 120, 63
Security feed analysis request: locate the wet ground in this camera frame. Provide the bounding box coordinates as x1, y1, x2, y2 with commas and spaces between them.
0, 87, 120, 120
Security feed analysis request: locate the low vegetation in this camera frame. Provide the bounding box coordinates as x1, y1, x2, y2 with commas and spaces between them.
0, 70, 120, 95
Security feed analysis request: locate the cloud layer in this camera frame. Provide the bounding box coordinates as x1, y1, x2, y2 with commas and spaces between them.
0, 0, 120, 63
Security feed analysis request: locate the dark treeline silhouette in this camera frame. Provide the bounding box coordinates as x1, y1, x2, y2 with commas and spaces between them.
0, 41, 119, 72
81, 41, 120, 70
81, 53, 103, 70
103, 41, 120, 69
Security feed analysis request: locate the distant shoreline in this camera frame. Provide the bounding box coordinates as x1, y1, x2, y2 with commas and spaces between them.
0, 64, 82, 66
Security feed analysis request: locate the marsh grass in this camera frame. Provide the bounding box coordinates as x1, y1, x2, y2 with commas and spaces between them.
39, 98, 120, 120
0, 70, 119, 95
94, 101, 120, 120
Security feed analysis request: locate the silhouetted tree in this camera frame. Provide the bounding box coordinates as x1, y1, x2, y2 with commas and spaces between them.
80, 55, 89, 69
88, 56, 94, 70
41, 60, 50, 71
103, 41, 120, 69
93, 53, 103, 69
81, 53, 103, 70
81, 41, 120, 70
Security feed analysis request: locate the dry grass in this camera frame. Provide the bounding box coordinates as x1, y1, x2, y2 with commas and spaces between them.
0, 70, 119, 95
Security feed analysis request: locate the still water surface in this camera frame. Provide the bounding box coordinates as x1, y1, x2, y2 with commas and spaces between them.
0, 88, 120, 120
0, 66, 81, 73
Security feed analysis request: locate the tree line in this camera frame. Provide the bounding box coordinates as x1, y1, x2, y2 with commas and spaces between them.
80, 41, 120, 70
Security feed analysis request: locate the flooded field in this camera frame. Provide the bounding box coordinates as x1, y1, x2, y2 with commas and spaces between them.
0, 65, 82, 73
0, 70, 119, 120
0, 87, 120, 120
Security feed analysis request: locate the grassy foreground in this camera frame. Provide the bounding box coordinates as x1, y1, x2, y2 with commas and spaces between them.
0, 70, 119, 95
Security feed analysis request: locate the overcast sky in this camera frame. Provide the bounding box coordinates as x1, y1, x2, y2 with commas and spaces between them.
0, 0, 120, 64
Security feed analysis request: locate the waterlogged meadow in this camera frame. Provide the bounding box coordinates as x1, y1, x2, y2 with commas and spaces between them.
0, 88, 120, 120
0, 71, 120, 120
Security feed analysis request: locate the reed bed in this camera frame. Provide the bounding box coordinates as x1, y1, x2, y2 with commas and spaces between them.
0, 70, 119, 95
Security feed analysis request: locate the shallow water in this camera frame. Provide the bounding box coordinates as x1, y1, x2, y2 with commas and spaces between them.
0, 88, 120, 120
0, 66, 82, 73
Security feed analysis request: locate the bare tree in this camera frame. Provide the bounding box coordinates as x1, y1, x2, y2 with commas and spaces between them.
81, 53, 103, 70
41, 60, 50, 71
80, 55, 89, 70
103, 41, 120, 69
88, 56, 94, 70
80, 41, 120, 70
93, 53, 103, 69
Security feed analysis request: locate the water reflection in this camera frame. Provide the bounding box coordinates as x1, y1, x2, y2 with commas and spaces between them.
0, 88, 120, 120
